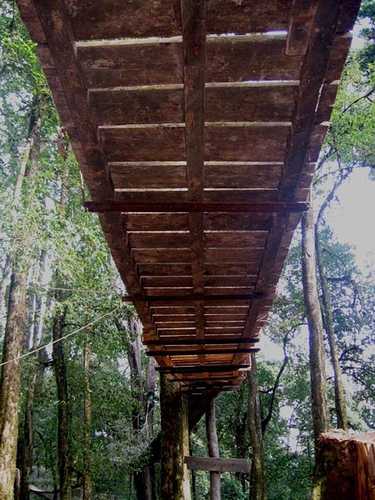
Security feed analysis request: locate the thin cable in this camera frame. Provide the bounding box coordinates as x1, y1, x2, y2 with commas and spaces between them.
0, 305, 121, 368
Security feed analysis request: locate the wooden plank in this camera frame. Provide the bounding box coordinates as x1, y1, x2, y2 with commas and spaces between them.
142, 276, 193, 288
69, 0, 181, 40
206, 36, 301, 82
127, 213, 189, 232
68, 0, 292, 41
89, 87, 184, 125
156, 364, 249, 373
85, 201, 309, 213
144, 338, 259, 346
206, 85, 296, 122
280, 4, 354, 199
99, 125, 186, 162
148, 348, 259, 356
110, 163, 187, 189
204, 212, 272, 231
204, 231, 267, 248
138, 263, 192, 276
204, 124, 289, 162
205, 248, 263, 264
185, 456, 250, 474
204, 276, 257, 287
205, 163, 282, 189
129, 232, 191, 248
77, 37, 302, 89
123, 293, 263, 303
89, 85, 296, 125
132, 249, 191, 264
204, 264, 259, 276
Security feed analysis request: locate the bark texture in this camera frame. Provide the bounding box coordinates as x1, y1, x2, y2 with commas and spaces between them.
52, 306, 72, 500
160, 374, 191, 500
206, 399, 221, 500
248, 353, 266, 500
301, 206, 328, 452
315, 231, 348, 430
312, 431, 375, 500
83, 335, 93, 500
0, 271, 28, 500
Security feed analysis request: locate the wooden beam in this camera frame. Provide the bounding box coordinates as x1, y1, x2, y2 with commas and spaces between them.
185, 456, 250, 474
85, 200, 309, 213
123, 292, 264, 303
144, 337, 259, 346
156, 364, 249, 374
280, 1, 361, 198
147, 348, 259, 356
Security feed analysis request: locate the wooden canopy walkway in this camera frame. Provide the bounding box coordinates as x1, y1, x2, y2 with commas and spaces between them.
17, 0, 359, 393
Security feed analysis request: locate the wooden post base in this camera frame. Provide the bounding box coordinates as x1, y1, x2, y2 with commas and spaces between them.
313, 431, 375, 500
160, 374, 191, 500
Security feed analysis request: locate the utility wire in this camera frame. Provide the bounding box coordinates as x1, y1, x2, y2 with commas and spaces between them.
0, 305, 121, 368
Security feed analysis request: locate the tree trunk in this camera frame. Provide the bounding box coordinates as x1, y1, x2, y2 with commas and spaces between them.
248, 353, 266, 500
0, 271, 28, 500
52, 306, 72, 500
160, 374, 191, 500
313, 431, 375, 499
82, 334, 93, 500
301, 205, 329, 452
0, 98, 41, 499
315, 230, 348, 430
206, 399, 221, 500
17, 356, 45, 500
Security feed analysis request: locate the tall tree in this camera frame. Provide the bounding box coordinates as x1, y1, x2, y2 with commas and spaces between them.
301, 204, 329, 452
206, 399, 221, 500
52, 304, 72, 500
248, 353, 266, 500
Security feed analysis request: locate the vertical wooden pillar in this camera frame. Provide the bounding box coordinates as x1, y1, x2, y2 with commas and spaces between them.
160, 374, 191, 500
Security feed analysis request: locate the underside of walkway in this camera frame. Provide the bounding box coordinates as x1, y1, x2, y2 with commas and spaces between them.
17, 0, 359, 393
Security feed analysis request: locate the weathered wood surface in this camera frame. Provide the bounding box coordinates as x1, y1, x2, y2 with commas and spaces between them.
185, 456, 250, 474
315, 431, 375, 500
16, 0, 359, 390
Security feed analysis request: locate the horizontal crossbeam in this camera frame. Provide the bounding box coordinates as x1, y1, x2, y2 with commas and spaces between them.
123, 292, 264, 303
156, 364, 248, 373
85, 200, 309, 213
144, 337, 259, 346
146, 348, 259, 356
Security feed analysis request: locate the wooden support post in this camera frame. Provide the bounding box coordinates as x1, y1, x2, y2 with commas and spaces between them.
160, 374, 191, 500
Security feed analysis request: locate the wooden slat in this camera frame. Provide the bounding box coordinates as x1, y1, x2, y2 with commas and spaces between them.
204, 231, 267, 248
99, 124, 289, 163
78, 36, 302, 88
144, 337, 259, 346
110, 163, 187, 189
89, 85, 296, 125
127, 213, 189, 232
132, 249, 191, 264
156, 364, 248, 373
85, 201, 309, 213
142, 276, 193, 288
204, 212, 272, 231
129, 232, 191, 248
138, 263, 192, 276
124, 293, 262, 303
69, 0, 293, 41
148, 348, 258, 356
205, 163, 282, 189
204, 276, 257, 287
185, 456, 250, 474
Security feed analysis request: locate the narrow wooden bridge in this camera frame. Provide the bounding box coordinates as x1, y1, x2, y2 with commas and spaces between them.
17, 1, 358, 392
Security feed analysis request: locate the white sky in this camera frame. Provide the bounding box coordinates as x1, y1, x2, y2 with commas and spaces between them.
327, 169, 375, 271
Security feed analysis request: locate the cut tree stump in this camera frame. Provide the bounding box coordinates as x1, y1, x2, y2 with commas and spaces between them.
314, 431, 375, 500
